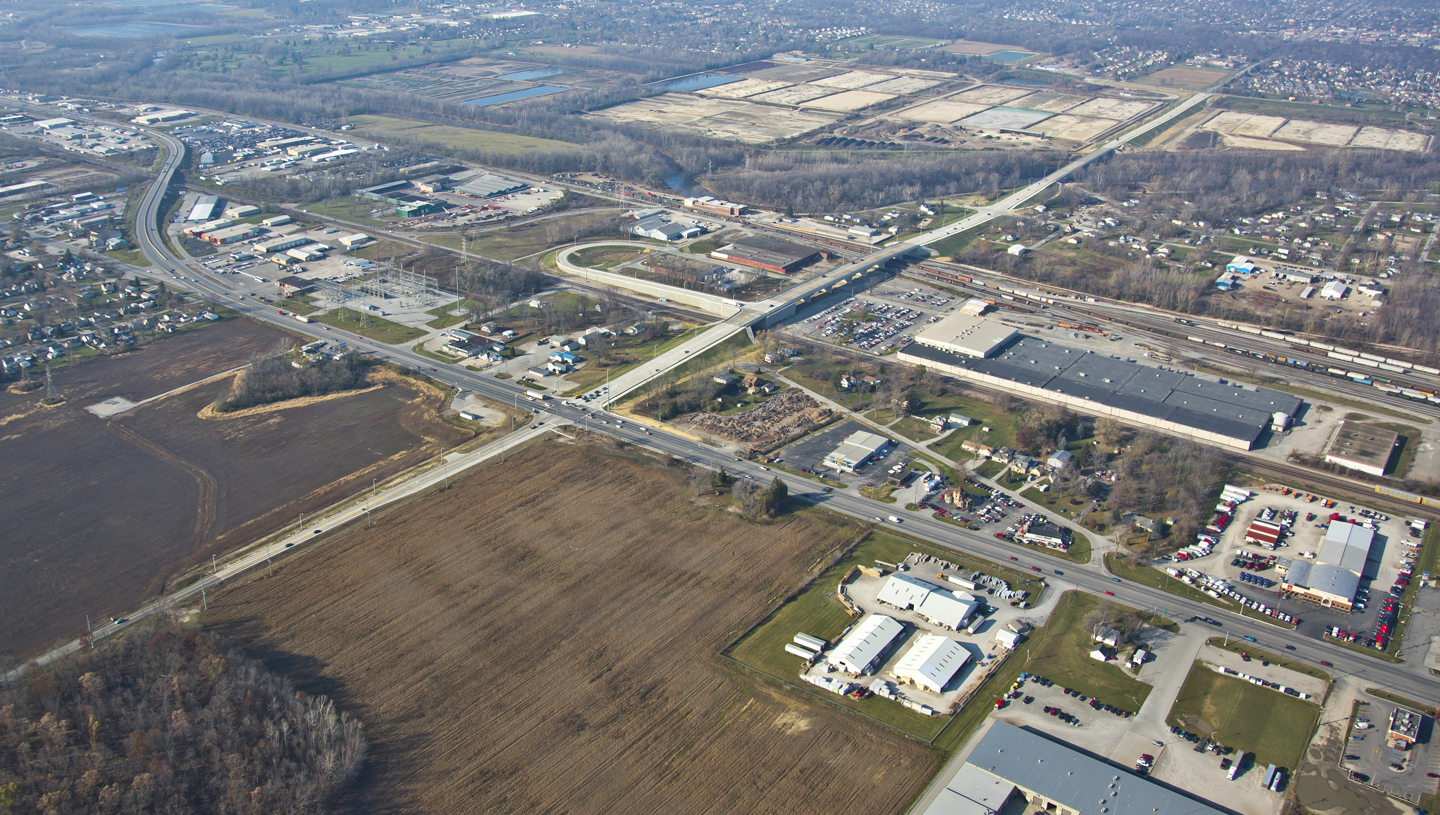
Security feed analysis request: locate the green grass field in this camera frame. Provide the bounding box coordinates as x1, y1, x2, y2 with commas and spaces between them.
1167, 663, 1320, 768
975, 460, 1005, 479
1012, 591, 1162, 713
922, 395, 1021, 457
314, 308, 426, 344
347, 115, 575, 155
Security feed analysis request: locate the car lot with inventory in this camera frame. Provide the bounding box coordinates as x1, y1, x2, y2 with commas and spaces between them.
795, 282, 958, 354
1160, 484, 1418, 648
1339, 698, 1440, 804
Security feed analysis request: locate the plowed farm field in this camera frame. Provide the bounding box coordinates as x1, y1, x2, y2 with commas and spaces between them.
207, 443, 940, 815
0, 319, 470, 660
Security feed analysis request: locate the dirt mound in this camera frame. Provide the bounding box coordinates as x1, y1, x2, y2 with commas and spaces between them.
681, 389, 831, 447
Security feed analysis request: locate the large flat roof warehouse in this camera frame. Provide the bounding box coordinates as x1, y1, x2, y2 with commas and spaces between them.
710, 235, 820, 274
827, 613, 903, 676
455, 172, 528, 198
894, 634, 969, 694
822, 430, 891, 472
923, 721, 1229, 815
899, 336, 1302, 451
187, 194, 221, 222
1324, 420, 1399, 477
912, 314, 1019, 359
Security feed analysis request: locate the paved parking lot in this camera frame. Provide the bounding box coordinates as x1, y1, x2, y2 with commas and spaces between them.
777, 418, 904, 478
792, 281, 958, 354
1339, 697, 1440, 804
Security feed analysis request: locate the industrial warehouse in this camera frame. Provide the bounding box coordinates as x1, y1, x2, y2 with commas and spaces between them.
1323, 420, 1400, 477
709, 235, 820, 274
822, 430, 892, 472
1278, 520, 1374, 610
923, 722, 1228, 815
898, 314, 1302, 451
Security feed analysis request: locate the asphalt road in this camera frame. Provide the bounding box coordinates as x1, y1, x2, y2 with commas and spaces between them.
10, 100, 1435, 707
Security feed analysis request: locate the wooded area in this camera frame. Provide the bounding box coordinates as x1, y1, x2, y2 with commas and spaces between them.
0, 619, 364, 814
218, 353, 371, 412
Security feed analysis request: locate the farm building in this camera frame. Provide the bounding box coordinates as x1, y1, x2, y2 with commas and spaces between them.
822, 430, 892, 472
894, 634, 969, 693
898, 334, 1302, 451
709, 236, 819, 274
826, 614, 903, 676
1324, 420, 1398, 477
1281, 521, 1373, 610
922, 722, 1227, 815
911, 314, 1018, 359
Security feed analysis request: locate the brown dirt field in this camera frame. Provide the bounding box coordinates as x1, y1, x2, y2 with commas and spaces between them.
0, 320, 471, 660
206, 443, 940, 815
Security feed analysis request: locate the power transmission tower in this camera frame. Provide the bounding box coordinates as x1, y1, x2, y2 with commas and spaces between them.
44, 364, 59, 402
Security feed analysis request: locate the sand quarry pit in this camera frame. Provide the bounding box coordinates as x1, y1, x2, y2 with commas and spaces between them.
207, 443, 939, 815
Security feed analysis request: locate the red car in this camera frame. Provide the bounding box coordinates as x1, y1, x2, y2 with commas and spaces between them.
1104, 591, 1115, 596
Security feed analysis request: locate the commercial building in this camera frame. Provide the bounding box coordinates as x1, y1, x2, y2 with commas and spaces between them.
1321, 280, 1349, 300
922, 721, 1228, 815
1324, 420, 1398, 477
339, 233, 372, 249
912, 314, 1019, 359
894, 634, 969, 694
187, 194, 221, 222
899, 334, 1302, 451
262, 215, 292, 227
277, 276, 316, 297
130, 109, 193, 125
1281, 521, 1373, 610
710, 236, 819, 274
827, 614, 903, 676
256, 235, 312, 254
632, 214, 702, 242
875, 574, 979, 630
1227, 255, 1258, 274
685, 196, 745, 216
203, 224, 262, 245
1389, 707, 1423, 746
413, 174, 453, 194
224, 204, 260, 219
822, 430, 891, 472
456, 172, 528, 198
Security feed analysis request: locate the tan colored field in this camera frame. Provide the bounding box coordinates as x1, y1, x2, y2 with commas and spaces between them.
811, 70, 892, 89
1350, 126, 1430, 152
950, 85, 1032, 106
1031, 114, 1116, 142
865, 76, 943, 95
1138, 65, 1230, 90
895, 99, 989, 123
800, 89, 896, 111
1008, 91, 1087, 113
751, 84, 840, 105
207, 443, 940, 814
1272, 119, 1357, 146
1202, 111, 1286, 138
1062, 98, 1155, 121
591, 94, 838, 143
696, 78, 792, 99
1218, 134, 1305, 151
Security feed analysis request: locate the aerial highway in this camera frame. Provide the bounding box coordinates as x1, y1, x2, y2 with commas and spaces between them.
9, 96, 1433, 704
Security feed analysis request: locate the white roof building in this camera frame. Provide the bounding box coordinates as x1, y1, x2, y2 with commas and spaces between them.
912, 313, 1019, 359
875, 573, 979, 630
894, 634, 970, 694
827, 614, 903, 676
822, 430, 891, 472
995, 629, 1022, 650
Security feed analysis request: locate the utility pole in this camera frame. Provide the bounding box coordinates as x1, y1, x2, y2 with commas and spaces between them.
372, 477, 377, 499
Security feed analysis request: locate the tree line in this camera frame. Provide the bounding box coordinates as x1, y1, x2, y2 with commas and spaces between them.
217, 352, 371, 412
0, 617, 364, 814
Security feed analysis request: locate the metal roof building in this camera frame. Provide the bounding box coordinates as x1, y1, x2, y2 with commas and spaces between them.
876, 574, 979, 630
899, 336, 1301, 451
822, 430, 892, 472
456, 172, 528, 198
1281, 521, 1372, 609
187, 194, 221, 222
922, 721, 1229, 815
894, 634, 969, 693
826, 613, 903, 676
